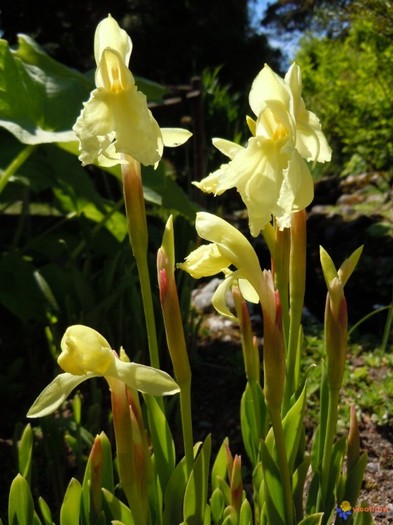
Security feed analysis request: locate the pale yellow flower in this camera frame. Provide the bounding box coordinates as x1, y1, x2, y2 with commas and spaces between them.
73, 15, 191, 168
179, 212, 263, 318
195, 63, 331, 235
27, 325, 179, 418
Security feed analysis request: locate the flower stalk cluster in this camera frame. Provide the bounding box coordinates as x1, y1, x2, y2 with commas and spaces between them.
23, 13, 369, 525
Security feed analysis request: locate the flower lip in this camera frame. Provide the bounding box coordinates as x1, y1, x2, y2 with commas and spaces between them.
58, 325, 114, 376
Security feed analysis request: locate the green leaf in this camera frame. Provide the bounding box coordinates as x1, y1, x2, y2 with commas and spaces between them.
239, 498, 253, 525
183, 435, 212, 525
18, 424, 33, 483
297, 513, 324, 525
145, 395, 176, 493
324, 436, 347, 515
8, 474, 34, 525
293, 455, 311, 522
240, 381, 266, 466
163, 454, 189, 525
101, 489, 135, 525
0, 35, 91, 144
211, 438, 229, 491
60, 478, 82, 525
344, 452, 368, 507
142, 162, 200, 221
259, 441, 286, 525
210, 487, 225, 524
37, 497, 53, 525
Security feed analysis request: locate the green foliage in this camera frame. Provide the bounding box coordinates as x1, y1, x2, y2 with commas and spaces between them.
295, 7, 393, 177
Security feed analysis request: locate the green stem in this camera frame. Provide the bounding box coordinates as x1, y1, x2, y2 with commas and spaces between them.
284, 210, 307, 412
135, 250, 160, 369
179, 379, 194, 475
0, 144, 36, 194
270, 407, 294, 525
122, 157, 160, 369
320, 387, 340, 506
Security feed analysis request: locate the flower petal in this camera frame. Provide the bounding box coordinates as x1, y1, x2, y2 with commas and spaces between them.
249, 64, 290, 118
94, 15, 132, 71
275, 150, 313, 229
177, 243, 231, 278
161, 128, 192, 147
107, 360, 179, 396
195, 212, 262, 288
58, 325, 114, 376
73, 85, 163, 167
212, 138, 243, 160
285, 63, 331, 163
27, 373, 97, 418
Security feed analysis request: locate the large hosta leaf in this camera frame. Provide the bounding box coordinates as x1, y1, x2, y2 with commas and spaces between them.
0, 35, 91, 144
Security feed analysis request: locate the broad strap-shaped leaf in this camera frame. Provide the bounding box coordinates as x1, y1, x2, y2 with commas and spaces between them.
0, 35, 91, 144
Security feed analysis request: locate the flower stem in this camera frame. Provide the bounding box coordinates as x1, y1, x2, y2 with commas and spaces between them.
320, 386, 340, 505
122, 157, 160, 369
284, 210, 307, 412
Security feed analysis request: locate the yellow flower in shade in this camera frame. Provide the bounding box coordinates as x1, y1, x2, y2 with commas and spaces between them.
194, 63, 331, 235
73, 15, 191, 167
27, 325, 179, 418
178, 212, 263, 319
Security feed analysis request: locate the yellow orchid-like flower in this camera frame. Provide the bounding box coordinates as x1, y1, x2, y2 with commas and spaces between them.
27, 325, 179, 418
178, 212, 263, 319
73, 15, 191, 167
194, 63, 331, 235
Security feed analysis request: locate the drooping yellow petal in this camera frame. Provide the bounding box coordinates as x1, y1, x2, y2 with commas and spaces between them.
161, 128, 193, 147
275, 150, 314, 229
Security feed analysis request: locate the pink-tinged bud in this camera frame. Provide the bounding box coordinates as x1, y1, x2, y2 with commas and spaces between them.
157, 216, 191, 387
262, 283, 285, 411
230, 455, 243, 514
347, 405, 360, 473
89, 435, 103, 517
121, 158, 148, 257
158, 268, 169, 303
274, 290, 282, 329
233, 288, 260, 383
